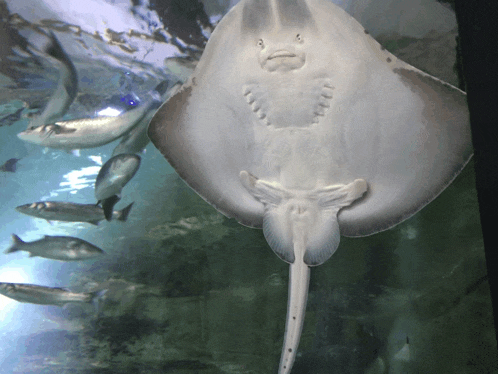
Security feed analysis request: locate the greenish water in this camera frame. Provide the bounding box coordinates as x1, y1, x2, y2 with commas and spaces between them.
0, 1, 496, 373
5, 161, 493, 374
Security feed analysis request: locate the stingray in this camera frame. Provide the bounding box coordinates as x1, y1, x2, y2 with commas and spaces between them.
147, 0, 472, 372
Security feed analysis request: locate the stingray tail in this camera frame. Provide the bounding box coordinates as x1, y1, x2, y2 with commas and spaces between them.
102, 195, 121, 221
5, 234, 25, 254
115, 202, 134, 222
278, 232, 310, 374
239, 171, 368, 374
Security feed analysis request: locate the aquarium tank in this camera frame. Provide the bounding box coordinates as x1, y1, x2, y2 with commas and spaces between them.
0, 0, 496, 373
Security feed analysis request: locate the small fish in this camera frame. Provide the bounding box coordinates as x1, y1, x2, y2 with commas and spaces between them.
27, 32, 78, 130
111, 81, 181, 156
111, 112, 152, 156
0, 158, 20, 172
17, 98, 155, 150
5, 234, 104, 261
95, 154, 141, 221
0, 282, 103, 307
0, 108, 24, 127
16, 201, 133, 225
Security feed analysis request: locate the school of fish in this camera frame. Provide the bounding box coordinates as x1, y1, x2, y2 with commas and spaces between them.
2, 32, 171, 309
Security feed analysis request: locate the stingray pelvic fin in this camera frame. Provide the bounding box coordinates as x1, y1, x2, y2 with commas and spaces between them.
240, 171, 367, 265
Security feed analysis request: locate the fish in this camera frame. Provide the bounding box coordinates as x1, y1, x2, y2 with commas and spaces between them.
15, 201, 134, 225
0, 158, 20, 172
111, 82, 182, 156
0, 107, 24, 127
17, 97, 156, 150
5, 234, 104, 261
111, 112, 152, 156
0, 282, 103, 307
27, 32, 78, 130
95, 154, 141, 221
147, 0, 472, 373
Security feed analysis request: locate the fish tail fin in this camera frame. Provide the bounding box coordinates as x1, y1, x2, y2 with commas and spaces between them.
153, 80, 170, 98
0, 158, 19, 172
5, 234, 24, 254
45, 32, 71, 65
102, 195, 120, 221
115, 202, 134, 222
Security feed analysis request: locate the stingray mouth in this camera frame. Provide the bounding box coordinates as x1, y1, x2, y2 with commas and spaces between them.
267, 50, 297, 60
261, 50, 305, 72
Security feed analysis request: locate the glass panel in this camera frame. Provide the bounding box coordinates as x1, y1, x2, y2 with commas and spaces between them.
0, 1, 495, 373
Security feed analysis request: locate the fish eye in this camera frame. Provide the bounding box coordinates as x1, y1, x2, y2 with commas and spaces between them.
295, 34, 303, 43
257, 39, 264, 48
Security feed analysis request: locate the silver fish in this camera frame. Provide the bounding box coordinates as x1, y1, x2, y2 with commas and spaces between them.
5, 234, 104, 261
111, 82, 181, 156
0, 282, 102, 307
17, 98, 155, 150
95, 154, 141, 221
16, 201, 133, 225
111, 111, 153, 156
27, 32, 78, 130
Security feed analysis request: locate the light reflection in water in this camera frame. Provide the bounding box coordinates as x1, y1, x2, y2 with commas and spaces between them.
56, 166, 101, 194
0, 268, 31, 324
